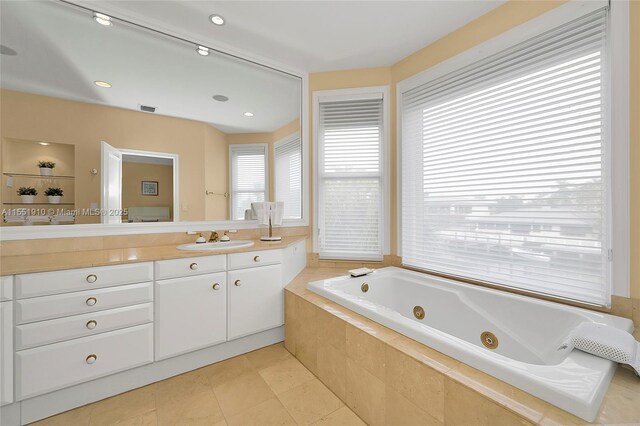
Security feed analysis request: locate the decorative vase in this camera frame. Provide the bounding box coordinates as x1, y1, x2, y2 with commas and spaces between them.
40, 167, 53, 176
21, 195, 35, 203
48, 195, 62, 204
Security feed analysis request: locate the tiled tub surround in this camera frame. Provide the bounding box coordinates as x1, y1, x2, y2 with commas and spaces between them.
285, 268, 640, 426
307, 267, 633, 422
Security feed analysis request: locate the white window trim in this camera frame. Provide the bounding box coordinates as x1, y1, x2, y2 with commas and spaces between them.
274, 131, 302, 220
228, 143, 269, 221
313, 86, 391, 260
396, 0, 629, 299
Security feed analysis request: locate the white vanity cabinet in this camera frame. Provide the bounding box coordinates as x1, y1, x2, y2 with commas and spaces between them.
227, 253, 283, 340
1, 275, 13, 406
155, 272, 227, 360
13, 263, 154, 400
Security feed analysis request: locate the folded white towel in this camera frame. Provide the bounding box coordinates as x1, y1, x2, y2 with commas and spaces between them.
251, 202, 271, 226
570, 322, 640, 376
271, 202, 284, 226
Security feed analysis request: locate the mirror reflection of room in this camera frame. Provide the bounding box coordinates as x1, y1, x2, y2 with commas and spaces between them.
0, 0, 301, 226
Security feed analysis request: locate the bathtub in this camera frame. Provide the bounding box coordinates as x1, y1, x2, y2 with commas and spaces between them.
307, 267, 635, 422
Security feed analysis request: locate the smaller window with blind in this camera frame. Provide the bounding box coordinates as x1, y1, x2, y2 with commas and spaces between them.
274, 134, 302, 219
229, 144, 267, 220
314, 88, 388, 261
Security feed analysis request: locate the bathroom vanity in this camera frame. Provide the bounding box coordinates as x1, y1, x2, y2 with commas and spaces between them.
0, 238, 306, 425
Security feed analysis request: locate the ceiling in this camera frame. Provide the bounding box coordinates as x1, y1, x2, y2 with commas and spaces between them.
70, 1, 506, 72
0, 1, 301, 134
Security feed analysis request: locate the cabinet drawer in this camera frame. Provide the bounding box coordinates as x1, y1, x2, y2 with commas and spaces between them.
228, 249, 282, 270
154, 255, 226, 280
16, 324, 153, 400
15, 282, 153, 325
15, 262, 153, 299
0, 276, 12, 302
16, 303, 153, 351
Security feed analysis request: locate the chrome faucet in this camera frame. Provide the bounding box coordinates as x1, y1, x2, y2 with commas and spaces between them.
208, 231, 219, 243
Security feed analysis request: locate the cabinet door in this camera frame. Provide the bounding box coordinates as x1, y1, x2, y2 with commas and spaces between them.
155, 272, 227, 360
228, 264, 283, 340
1, 301, 13, 406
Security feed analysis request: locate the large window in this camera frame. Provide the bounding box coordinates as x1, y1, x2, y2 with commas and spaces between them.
229, 144, 267, 220
274, 134, 302, 219
400, 10, 610, 305
315, 89, 388, 260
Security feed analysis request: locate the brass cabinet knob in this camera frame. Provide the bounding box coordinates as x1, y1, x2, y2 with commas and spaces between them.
86, 274, 98, 283
86, 320, 98, 330
212, 283, 220, 290
253, 256, 261, 262
86, 297, 97, 306
234, 279, 242, 286
86, 354, 97, 364
189, 262, 198, 270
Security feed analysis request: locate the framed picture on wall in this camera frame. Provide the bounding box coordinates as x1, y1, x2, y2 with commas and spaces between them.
141, 181, 158, 196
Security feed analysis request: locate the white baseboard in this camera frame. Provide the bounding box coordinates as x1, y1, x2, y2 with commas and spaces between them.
18, 326, 284, 425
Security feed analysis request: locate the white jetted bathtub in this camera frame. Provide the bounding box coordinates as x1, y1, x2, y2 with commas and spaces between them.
307, 267, 634, 421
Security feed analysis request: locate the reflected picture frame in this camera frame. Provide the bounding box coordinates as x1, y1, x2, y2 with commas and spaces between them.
141, 181, 158, 196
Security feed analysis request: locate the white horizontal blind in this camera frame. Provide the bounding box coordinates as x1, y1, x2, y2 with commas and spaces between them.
230, 144, 267, 220
318, 96, 384, 260
275, 136, 302, 219
401, 10, 610, 305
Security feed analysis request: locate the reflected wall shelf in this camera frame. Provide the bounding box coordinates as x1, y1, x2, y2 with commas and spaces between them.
3, 173, 75, 179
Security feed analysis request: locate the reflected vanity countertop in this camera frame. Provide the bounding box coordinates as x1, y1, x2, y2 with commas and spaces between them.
0, 236, 306, 276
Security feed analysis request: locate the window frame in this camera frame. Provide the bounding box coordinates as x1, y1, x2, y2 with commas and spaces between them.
312, 86, 391, 261
396, 0, 629, 306
228, 143, 269, 221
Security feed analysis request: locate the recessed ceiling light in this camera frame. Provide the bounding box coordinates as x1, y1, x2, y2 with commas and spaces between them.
244, 112, 254, 117
196, 46, 210, 56
94, 81, 112, 88
39, 142, 49, 146
212, 95, 229, 102
209, 14, 225, 26
93, 12, 112, 26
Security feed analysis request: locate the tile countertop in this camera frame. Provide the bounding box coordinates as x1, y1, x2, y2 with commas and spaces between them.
285, 267, 640, 426
0, 236, 306, 276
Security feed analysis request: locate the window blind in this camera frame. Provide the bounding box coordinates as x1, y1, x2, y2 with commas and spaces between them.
230, 144, 267, 220
318, 96, 384, 260
275, 136, 302, 219
400, 9, 610, 305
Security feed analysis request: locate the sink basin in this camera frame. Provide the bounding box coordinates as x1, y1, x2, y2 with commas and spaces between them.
176, 240, 255, 251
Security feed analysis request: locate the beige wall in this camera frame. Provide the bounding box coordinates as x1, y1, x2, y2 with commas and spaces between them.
0, 89, 228, 222
121, 162, 174, 220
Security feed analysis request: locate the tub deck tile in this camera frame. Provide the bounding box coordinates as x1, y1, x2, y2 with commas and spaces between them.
286, 266, 640, 426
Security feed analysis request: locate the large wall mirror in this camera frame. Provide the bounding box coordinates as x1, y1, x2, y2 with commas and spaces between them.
0, 0, 305, 231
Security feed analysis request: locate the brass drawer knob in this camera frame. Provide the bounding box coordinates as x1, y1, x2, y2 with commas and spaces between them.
212, 283, 220, 290
86, 297, 97, 306
253, 256, 261, 262
86, 354, 97, 364
86, 274, 98, 283
234, 279, 242, 286
189, 262, 198, 270
86, 320, 98, 330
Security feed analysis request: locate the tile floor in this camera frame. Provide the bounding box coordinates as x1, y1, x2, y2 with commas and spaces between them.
31, 343, 366, 426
